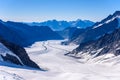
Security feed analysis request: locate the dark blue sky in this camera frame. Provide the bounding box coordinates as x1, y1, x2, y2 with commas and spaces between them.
0, 0, 120, 22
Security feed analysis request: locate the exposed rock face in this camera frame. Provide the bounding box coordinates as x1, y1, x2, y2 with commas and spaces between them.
1, 54, 22, 65
66, 28, 120, 60
0, 37, 40, 69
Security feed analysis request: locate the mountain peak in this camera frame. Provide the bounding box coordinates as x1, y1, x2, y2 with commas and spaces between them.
113, 11, 120, 16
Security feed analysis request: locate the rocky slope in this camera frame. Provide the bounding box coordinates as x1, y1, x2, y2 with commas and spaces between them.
66, 28, 120, 62
0, 36, 40, 69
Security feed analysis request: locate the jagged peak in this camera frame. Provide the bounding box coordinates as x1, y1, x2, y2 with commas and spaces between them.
113, 11, 120, 16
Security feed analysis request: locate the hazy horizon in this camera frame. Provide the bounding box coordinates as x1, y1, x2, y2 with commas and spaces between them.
0, 0, 120, 22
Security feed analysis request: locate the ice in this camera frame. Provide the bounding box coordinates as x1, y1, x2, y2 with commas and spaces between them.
0, 40, 120, 80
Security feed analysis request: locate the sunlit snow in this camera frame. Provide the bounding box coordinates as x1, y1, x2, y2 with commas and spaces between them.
0, 40, 120, 80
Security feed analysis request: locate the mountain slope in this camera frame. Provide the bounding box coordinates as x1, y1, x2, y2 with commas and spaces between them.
1, 40, 120, 80
70, 11, 120, 44
0, 36, 40, 69
56, 27, 80, 39
66, 28, 120, 63
0, 21, 63, 47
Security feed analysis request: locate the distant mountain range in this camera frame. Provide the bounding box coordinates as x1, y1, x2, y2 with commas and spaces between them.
27, 19, 94, 31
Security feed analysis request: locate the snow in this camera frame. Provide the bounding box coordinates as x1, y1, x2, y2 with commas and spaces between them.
1, 40, 120, 80
104, 53, 115, 58
77, 26, 81, 29
0, 43, 15, 57
93, 16, 120, 29
0, 70, 25, 80
93, 23, 103, 29
0, 43, 24, 65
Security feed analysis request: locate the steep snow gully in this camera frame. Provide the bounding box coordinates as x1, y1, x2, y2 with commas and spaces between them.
1, 40, 120, 80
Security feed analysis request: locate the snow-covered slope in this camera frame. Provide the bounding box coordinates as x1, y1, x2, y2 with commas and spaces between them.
93, 16, 120, 29
0, 40, 120, 80
0, 70, 25, 80
67, 27, 120, 64
0, 37, 40, 69
0, 43, 18, 60
0, 42, 24, 65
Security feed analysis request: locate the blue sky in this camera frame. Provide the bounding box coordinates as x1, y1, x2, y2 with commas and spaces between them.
0, 0, 120, 22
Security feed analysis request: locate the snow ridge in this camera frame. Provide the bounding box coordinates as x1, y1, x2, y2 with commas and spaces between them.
93, 16, 120, 29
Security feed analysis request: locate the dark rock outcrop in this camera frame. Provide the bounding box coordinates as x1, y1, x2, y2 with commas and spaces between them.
0, 37, 40, 69
1, 54, 22, 65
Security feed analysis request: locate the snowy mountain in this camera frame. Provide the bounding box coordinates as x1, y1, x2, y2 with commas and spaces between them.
0, 36, 40, 69
0, 20, 63, 47
69, 11, 120, 44
66, 27, 120, 63
1, 11, 120, 80
70, 19, 94, 28
27, 19, 94, 31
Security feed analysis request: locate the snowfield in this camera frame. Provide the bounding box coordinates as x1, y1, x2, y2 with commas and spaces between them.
0, 70, 25, 80
0, 40, 120, 80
